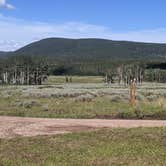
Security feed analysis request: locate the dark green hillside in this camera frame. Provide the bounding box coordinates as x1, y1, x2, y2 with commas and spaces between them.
12, 38, 166, 61
1, 38, 166, 76
0, 51, 9, 57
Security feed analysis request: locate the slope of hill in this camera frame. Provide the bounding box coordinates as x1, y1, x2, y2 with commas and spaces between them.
0, 51, 9, 57
11, 38, 166, 61
1, 38, 166, 75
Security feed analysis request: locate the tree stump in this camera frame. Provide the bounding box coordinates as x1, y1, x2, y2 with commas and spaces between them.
130, 78, 136, 106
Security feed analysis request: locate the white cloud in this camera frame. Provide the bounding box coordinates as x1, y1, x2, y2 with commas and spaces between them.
1, 14, 166, 51
0, 0, 15, 9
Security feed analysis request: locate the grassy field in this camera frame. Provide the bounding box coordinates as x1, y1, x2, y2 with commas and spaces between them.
0, 76, 165, 119
0, 76, 166, 166
44, 76, 104, 84
0, 127, 166, 166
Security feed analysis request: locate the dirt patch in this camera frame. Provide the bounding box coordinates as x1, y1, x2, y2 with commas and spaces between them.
0, 116, 166, 139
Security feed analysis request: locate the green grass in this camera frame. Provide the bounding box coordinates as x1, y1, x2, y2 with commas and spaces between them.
0, 95, 165, 119
0, 127, 166, 166
0, 76, 165, 119
0, 77, 165, 165
44, 76, 104, 84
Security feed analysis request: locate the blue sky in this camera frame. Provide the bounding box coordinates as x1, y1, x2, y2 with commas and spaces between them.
1, 0, 166, 51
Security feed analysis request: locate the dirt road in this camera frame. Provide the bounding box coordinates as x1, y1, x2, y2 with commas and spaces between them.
1, 116, 166, 138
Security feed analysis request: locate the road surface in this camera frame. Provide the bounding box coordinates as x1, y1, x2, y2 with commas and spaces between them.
0, 116, 166, 138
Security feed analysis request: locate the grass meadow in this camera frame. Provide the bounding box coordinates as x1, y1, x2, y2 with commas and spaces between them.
0, 76, 165, 119
0, 127, 166, 166
0, 76, 166, 166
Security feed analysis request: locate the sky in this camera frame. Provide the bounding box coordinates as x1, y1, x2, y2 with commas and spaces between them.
1, 0, 166, 51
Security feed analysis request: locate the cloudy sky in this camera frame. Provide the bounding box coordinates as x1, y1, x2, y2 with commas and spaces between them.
1, 0, 166, 51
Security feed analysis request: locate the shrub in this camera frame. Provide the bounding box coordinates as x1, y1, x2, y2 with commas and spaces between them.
150, 110, 166, 120
136, 94, 145, 101
74, 94, 94, 102
11, 100, 41, 109
109, 95, 122, 102
146, 95, 158, 102
42, 104, 49, 111
134, 107, 144, 119
116, 111, 137, 119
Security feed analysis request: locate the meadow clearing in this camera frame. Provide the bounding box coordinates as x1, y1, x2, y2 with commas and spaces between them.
0, 76, 165, 119
0, 76, 166, 166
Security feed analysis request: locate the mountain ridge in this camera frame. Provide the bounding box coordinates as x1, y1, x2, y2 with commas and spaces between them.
0, 51, 9, 57
2, 37, 166, 62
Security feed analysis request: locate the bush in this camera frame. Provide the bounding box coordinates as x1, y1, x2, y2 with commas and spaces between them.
134, 107, 144, 119
109, 95, 122, 102
136, 94, 145, 101
11, 100, 41, 109
150, 110, 166, 120
74, 94, 94, 102
116, 111, 137, 119
42, 104, 49, 111
146, 95, 158, 102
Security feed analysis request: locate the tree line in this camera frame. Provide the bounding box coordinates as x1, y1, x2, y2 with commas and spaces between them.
0, 55, 165, 85
104, 63, 145, 85
0, 56, 48, 85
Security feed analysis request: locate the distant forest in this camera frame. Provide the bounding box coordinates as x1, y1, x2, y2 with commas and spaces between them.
0, 38, 166, 84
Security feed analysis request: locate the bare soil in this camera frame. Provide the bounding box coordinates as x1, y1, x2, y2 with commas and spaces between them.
0, 116, 166, 139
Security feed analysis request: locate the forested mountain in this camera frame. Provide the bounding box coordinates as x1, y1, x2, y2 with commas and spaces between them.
0, 38, 166, 83
0, 51, 9, 57
11, 38, 166, 61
